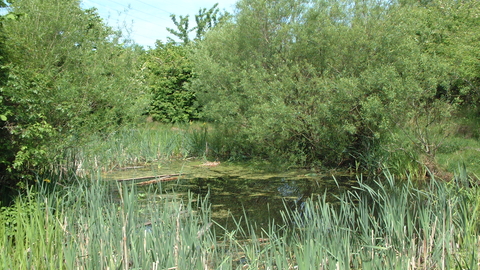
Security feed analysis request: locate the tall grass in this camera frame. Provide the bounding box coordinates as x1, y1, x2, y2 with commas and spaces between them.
284, 172, 479, 269
1, 170, 479, 269
0, 177, 216, 269
54, 123, 212, 176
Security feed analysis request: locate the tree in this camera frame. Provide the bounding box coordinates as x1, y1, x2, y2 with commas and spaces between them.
166, 14, 192, 44
144, 41, 198, 122
0, 0, 13, 188
0, 0, 148, 187
166, 3, 229, 44
189, 0, 469, 170
145, 4, 230, 123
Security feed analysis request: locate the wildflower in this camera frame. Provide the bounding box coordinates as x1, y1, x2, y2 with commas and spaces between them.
43, 179, 51, 183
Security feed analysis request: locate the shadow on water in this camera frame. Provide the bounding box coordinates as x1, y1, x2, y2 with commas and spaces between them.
105, 160, 359, 234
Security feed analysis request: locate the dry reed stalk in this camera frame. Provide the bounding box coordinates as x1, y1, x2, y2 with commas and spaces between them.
117, 184, 129, 270
122, 224, 128, 270
173, 206, 182, 270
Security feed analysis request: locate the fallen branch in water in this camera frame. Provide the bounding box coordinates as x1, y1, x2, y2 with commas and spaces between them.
116, 173, 181, 182
136, 177, 178, 186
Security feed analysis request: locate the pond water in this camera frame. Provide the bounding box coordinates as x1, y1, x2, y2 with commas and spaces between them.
104, 160, 359, 232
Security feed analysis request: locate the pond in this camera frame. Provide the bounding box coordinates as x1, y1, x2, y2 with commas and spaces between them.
104, 160, 359, 233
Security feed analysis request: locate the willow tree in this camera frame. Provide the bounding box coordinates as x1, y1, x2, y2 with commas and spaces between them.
190, 0, 473, 170
0, 0, 148, 187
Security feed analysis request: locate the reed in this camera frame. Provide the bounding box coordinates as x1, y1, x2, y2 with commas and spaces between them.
214, 169, 479, 269
54, 123, 212, 175
1, 170, 478, 269
0, 176, 217, 269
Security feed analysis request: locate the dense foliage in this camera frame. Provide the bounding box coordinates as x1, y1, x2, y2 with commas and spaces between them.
0, 1, 479, 267
144, 4, 230, 123
0, 0, 148, 187
1, 0, 479, 188
144, 41, 198, 123
189, 0, 480, 170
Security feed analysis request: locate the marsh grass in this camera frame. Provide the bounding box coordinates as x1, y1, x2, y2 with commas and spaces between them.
53, 121, 480, 182
436, 136, 480, 177
1, 170, 479, 269
380, 109, 480, 179
0, 177, 217, 269
54, 122, 263, 179
54, 123, 213, 176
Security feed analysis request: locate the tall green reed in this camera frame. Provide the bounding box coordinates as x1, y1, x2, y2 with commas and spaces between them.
275, 171, 479, 269
55, 123, 212, 176
0, 176, 217, 269
1, 169, 478, 269
210, 170, 479, 269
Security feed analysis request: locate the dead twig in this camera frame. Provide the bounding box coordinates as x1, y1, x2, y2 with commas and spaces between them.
116, 173, 181, 182
136, 177, 179, 186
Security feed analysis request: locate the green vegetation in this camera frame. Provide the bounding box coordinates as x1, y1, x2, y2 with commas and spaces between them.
1, 171, 478, 269
59, 123, 210, 174
166, 3, 228, 44
1, 0, 479, 186
144, 5, 230, 123
0, 0, 479, 267
0, 0, 148, 188
144, 42, 199, 123
189, 0, 480, 174
0, 179, 217, 269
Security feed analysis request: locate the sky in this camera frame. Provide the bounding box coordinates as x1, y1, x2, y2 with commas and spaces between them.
80, 0, 239, 48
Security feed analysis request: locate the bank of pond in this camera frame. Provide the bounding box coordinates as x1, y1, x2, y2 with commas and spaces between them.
0, 161, 478, 269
